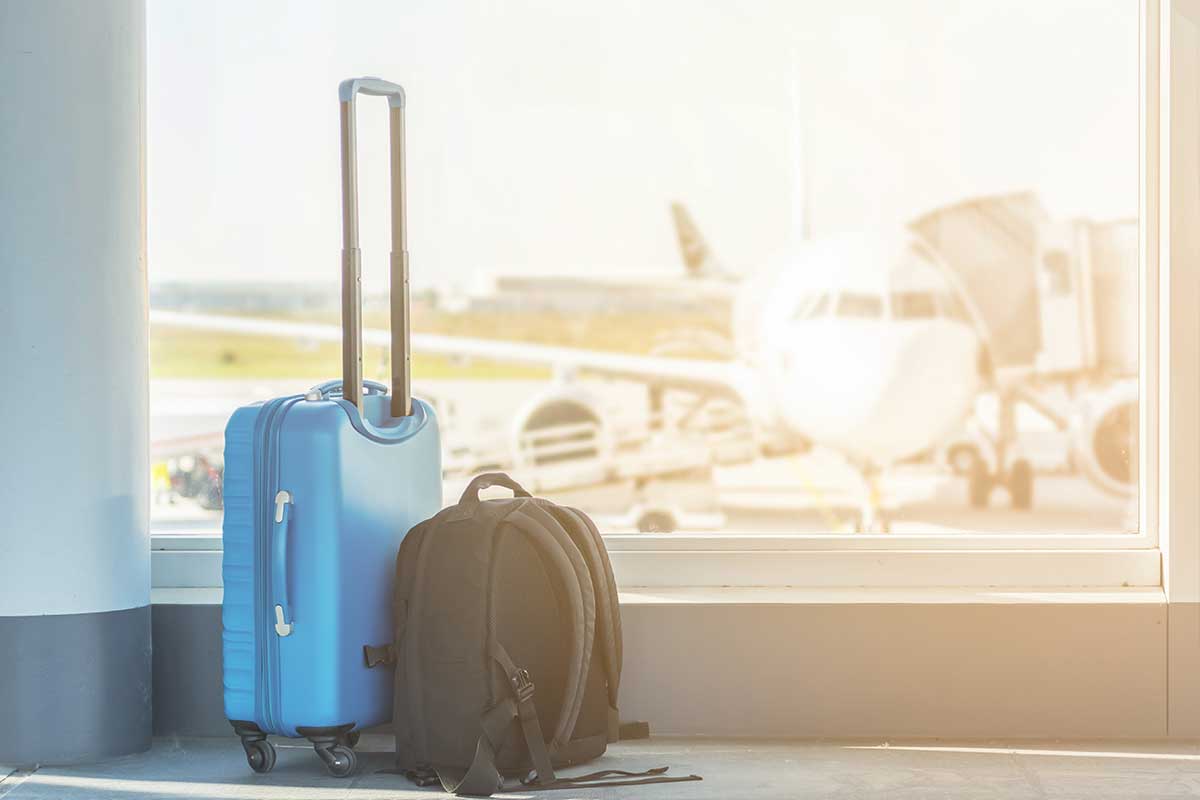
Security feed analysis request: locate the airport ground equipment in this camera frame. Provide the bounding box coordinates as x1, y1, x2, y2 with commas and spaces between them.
369, 472, 700, 795
221, 77, 442, 777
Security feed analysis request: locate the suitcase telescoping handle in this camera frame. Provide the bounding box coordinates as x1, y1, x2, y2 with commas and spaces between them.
338, 76, 411, 418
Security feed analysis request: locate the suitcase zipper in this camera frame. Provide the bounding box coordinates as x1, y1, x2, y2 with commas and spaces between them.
254, 395, 302, 734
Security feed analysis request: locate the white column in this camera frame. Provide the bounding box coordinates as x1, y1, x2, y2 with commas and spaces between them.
0, 0, 151, 763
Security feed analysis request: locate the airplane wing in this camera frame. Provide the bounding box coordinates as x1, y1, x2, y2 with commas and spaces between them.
150, 310, 752, 398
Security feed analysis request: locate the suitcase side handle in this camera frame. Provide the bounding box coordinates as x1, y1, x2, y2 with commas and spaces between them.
271, 490, 294, 637
338, 76, 412, 419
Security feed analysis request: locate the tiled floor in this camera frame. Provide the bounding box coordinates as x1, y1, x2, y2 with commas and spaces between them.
5, 736, 1200, 799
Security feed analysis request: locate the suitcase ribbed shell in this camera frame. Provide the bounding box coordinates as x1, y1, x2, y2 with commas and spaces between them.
221, 394, 441, 736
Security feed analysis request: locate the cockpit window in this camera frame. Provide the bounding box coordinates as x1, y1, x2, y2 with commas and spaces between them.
836, 293, 883, 319
936, 291, 971, 323
793, 292, 831, 321
891, 291, 938, 320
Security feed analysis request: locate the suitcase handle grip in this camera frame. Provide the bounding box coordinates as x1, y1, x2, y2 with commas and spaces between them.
271, 491, 294, 637
460, 472, 532, 506
339, 76, 412, 419
339, 76, 406, 107
311, 379, 389, 400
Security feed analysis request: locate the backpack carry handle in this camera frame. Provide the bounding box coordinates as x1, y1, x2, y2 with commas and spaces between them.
338, 76, 411, 418
460, 473, 532, 506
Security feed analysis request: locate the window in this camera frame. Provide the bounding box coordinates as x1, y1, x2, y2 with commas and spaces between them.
891, 292, 938, 320
835, 293, 884, 319
936, 292, 972, 324
792, 293, 831, 321
147, 0, 1160, 591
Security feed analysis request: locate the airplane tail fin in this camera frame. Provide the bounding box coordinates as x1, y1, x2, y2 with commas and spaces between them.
671, 202, 729, 280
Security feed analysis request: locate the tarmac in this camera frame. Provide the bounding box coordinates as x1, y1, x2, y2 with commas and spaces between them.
149, 378, 1137, 536
5, 736, 1200, 799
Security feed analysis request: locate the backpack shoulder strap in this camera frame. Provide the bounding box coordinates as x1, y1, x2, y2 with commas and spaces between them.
432, 499, 593, 797
569, 508, 622, 678
503, 500, 596, 751
439, 639, 705, 798
541, 503, 622, 717
432, 649, 535, 796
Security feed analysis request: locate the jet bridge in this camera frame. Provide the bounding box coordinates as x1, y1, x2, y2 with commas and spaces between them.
911, 192, 1137, 380
911, 193, 1139, 505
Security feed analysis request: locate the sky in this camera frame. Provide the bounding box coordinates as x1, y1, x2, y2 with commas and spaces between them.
147, 0, 1139, 292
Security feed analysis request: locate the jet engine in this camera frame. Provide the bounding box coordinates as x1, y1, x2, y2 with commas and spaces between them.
509, 388, 613, 479
1073, 380, 1138, 498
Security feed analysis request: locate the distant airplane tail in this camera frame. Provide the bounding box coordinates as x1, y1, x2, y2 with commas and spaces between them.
670, 202, 730, 280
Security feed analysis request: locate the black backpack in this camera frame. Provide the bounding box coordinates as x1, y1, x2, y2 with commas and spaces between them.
365, 473, 699, 795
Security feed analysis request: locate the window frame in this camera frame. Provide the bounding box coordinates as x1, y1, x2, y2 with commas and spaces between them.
151, 0, 1181, 591
1160, 0, 1200, 602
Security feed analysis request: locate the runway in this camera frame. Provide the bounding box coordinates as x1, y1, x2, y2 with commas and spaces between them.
150, 379, 1137, 536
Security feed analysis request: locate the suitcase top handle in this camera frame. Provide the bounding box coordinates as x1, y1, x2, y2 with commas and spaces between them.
339, 76, 412, 418
308, 378, 389, 401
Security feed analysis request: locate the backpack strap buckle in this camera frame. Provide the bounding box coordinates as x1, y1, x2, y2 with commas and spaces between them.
404, 765, 441, 787
509, 668, 535, 704
362, 643, 396, 668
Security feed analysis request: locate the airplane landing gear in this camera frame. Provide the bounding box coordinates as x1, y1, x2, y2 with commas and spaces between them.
966, 387, 1036, 511
854, 509, 891, 533
967, 457, 1033, 510
1008, 459, 1033, 510
854, 467, 891, 532
968, 457, 992, 508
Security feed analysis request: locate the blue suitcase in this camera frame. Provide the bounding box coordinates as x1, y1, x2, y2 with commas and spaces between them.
222, 77, 441, 777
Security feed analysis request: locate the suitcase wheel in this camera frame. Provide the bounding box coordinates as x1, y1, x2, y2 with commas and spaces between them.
231, 721, 277, 775
244, 739, 277, 774
298, 724, 360, 778
315, 742, 357, 778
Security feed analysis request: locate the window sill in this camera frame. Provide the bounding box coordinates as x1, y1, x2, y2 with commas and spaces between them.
149, 585, 1166, 607
151, 531, 1161, 591
617, 585, 1165, 605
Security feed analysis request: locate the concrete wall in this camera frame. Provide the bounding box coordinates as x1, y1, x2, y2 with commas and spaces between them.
152, 591, 1168, 739
620, 596, 1165, 738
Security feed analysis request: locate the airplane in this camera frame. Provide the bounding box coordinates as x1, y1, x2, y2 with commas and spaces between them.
151, 207, 991, 532
462, 203, 738, 320
670, 202, 738, 282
